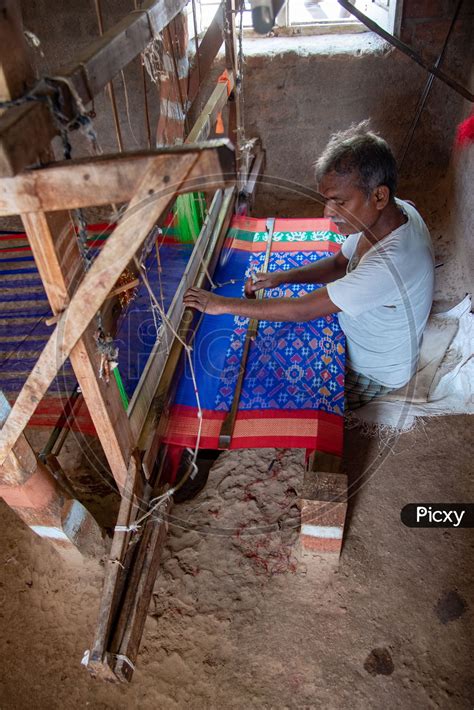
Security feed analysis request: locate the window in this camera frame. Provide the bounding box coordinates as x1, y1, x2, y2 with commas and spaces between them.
187, 0, 401, 40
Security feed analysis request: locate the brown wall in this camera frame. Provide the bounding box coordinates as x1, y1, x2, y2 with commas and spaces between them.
20, 0, 159, 156
15, 1, 474, 297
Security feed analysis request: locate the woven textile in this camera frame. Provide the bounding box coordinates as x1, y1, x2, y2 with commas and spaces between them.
0, 229, 94, 433
164, 216, 346, 456
345, 367, 394, 410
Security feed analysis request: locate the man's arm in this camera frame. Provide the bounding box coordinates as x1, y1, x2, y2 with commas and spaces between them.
247, 249, 348, 294
183, 285, 341, 322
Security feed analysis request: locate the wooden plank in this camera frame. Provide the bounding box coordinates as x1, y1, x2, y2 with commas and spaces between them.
0, 0, 34, 105
186, 76, 235, 145
0, 148, 232, 467
87, 453, 141, 679
22, 211, 134, 492
64, 0, 188, 104
0, 0, 188, 176
0, 140, 235, 216
224, 0, 242, 174
187, 1, 225, 106
111, 499, 171, 682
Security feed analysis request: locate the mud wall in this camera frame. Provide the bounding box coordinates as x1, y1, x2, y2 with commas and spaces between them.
17, 0, 474, 295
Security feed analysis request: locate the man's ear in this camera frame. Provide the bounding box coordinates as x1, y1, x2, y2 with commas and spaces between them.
373, 185, 390, 211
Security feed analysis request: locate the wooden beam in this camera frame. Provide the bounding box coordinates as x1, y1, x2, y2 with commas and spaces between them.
87, 453, 146, 680
0, 0, 55, 175
186, 76, 235, 144
337, 0, 474, 103
0, 140, 235, 216
224, 0, 242, 179
0, 0, 35, 106
111, 501, 170, 682
0, 0, 103, 555
0, 147, 233, 466
22, 211, 135, 492
0, 0, 188, 176
63, 0, 188, 104
187, 1, 226, 106
218, 217, 275, 448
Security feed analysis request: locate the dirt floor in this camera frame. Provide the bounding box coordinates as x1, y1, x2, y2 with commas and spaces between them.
0, 412, 473, 709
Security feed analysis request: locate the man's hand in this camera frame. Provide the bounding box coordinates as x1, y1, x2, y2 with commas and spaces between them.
244, 271, 283, 298
183, 287, 224, 315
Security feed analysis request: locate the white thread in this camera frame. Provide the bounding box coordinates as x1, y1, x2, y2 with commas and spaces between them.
114, 524, 140, 533
81, 649, 90, 667
120, 70, 140, 147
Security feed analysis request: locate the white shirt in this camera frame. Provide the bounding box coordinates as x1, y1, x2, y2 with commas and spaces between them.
326, 199, 435, 388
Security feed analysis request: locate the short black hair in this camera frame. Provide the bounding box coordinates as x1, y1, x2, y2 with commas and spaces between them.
315, 121, 398, 198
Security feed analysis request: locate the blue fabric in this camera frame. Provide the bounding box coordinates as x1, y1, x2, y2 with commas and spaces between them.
172, 247, 346, 417
116, 243, 194, 399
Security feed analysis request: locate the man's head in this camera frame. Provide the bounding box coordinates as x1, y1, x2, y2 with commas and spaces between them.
315, 122, 398, 235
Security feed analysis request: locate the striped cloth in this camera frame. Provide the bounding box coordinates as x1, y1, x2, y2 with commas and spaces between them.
345, 368, 394, 410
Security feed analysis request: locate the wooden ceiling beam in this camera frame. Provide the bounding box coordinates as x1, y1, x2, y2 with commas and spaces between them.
0, 0, 188, 176
61, 0, 188, 105
0, 140, 235, 216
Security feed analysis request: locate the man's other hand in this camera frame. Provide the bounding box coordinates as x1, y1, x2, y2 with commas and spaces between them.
244, 271, 282, 298
184, 287, 223, 315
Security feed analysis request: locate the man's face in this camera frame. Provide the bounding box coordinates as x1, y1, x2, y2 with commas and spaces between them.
318, 171, 380, 235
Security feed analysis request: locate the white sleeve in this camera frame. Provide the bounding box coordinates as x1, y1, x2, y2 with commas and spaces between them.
340, 233, 360, 260
327, 252, 400, 317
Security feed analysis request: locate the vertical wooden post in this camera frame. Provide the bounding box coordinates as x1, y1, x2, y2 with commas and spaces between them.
22, 211, 134, 492
0, 0, 124, 554
0, 0, 34, 111
224, 0, 242, 181
0, 0, 133, 493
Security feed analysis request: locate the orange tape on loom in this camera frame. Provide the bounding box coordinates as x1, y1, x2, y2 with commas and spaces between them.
215, 70, 232, 135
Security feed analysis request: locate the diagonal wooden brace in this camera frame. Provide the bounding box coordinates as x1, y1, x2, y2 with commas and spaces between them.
0, 147, 232, 466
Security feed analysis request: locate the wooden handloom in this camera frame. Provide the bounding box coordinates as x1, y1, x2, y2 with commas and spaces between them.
0, 0, 342, 682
